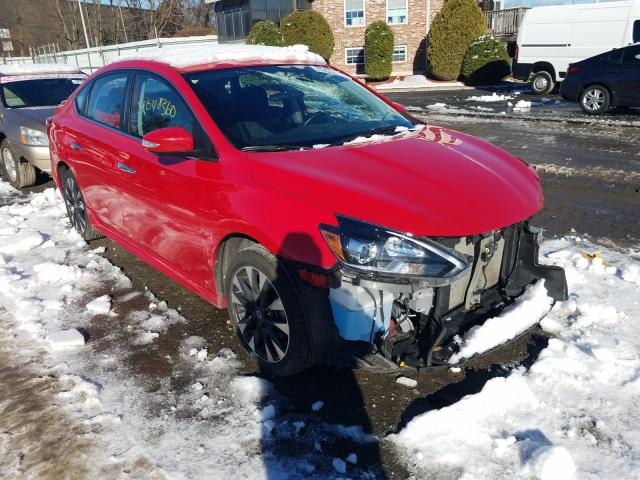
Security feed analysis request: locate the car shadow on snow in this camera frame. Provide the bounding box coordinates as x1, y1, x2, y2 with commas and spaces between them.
257, 232, 390, 479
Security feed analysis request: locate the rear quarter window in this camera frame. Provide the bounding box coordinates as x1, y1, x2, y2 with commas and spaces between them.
74, 83, 91, 114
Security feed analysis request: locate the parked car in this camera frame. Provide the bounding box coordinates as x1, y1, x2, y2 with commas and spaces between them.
0, 64, 85, 188
560, 44, 640, 114
513, 0, 640, 94
48, 45, 567, 376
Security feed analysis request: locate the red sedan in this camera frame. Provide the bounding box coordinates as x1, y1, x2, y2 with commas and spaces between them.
48, 45, 567, 376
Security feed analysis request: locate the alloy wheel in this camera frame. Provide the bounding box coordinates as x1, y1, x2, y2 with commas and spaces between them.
230, 265, 290, 363
2, 148, 17, 183
63, 176, 87, 234
582, 88, 606, 112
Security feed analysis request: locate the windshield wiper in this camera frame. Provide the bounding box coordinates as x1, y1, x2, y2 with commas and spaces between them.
241, 144, 307, 152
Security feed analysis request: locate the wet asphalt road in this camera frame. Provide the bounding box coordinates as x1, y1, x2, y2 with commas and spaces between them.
2, 87, 640, 478
386, 86, 640, 250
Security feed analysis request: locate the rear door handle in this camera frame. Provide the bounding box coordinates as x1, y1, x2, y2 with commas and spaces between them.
70, 143, 82, 151
117, 162, 136, 174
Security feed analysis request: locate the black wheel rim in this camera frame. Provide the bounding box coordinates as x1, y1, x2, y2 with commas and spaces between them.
230, 266, 290, 363
63, 176, 87, 234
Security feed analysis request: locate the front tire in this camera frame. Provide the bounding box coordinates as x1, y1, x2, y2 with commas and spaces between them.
1, 140, 36, 189
530, 71, 555, 95
225, 245, 313, 376
60, 168, 103, 241
579, 85, 611, 115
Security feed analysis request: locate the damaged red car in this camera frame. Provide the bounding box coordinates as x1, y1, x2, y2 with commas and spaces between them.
48, 46, 567, 376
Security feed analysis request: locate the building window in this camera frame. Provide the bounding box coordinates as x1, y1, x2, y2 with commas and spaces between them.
296, 0, 313, 9
345, 0, 365, 26
387, 0, 407, 24
345, 47, 365, 65
392, 45, 407, 62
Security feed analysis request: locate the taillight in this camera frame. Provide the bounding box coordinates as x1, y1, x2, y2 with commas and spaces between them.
567, 66, 581, 75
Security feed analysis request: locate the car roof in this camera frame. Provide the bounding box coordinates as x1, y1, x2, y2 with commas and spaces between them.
108, 43, 326, 73
0, 63, 84, 77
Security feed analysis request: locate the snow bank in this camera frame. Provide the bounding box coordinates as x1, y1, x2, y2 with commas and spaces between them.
448, 281, 553, 364
112, 43, 325, 69
0, 63, 81, 76
390, 237, 640, 480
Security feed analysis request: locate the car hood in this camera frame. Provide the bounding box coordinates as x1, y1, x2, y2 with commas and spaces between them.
248, 125, 543, 236
10, 107, 56, 127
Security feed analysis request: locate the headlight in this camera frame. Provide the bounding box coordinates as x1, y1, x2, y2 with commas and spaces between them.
320, 216, 469, 285
20, 127, 48, 146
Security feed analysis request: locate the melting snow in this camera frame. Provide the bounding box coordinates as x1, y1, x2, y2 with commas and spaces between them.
375, 75, 464, 91
448, 281, 554, 364
113, 43, 325, 69
47, 329, 85, 350
0, 63, 81, 76
467, 92, 514, 102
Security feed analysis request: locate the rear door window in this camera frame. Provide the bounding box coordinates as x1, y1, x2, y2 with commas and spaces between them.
128, 73, 196, 138
85, 73, 128, 130
634, 20, 640, 43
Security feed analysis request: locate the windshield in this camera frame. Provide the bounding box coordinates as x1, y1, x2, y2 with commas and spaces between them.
1, 77, 82, 108
184, 65, 415, 150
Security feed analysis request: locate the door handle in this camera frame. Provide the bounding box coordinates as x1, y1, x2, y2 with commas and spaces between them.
117, 162, 136, 174
70, 143, 82, 151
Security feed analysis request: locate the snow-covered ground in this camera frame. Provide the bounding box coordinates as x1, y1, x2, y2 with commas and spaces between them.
389, 238, 640, 480
375, 75, 465, 91
1, 181, 639, 479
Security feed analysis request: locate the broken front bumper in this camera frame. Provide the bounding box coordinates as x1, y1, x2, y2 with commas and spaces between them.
334, 221, 567, 369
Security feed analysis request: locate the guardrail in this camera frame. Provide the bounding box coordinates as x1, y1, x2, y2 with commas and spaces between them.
485, 7, 529, 38
2, 35, 218, 73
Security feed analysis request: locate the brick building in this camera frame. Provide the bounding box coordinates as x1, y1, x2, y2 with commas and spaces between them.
313, 0, 444, 76
214, 0, 446, 76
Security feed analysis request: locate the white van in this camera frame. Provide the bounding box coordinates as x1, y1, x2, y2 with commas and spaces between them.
513, 0, 640, 94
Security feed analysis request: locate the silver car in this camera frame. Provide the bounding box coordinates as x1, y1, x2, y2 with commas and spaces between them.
0, 64, 85, 188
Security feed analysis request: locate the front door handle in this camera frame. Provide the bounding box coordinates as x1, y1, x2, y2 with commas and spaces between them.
117, 162, 136, 174
70, 143, 82, 151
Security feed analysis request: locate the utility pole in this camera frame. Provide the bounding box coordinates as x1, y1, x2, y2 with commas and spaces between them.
77, 0, 91, 49
118, 0, 129, 43
77, 0, 93, 71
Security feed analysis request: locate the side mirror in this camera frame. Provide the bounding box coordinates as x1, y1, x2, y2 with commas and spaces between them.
142, 127, 194, 155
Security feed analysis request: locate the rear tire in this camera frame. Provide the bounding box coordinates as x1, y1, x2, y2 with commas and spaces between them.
225, 245, 313, 377
579, 85, 611, 115
1, 140, 36, 189
530, 71, 554, 95
60, 168, 103, 241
